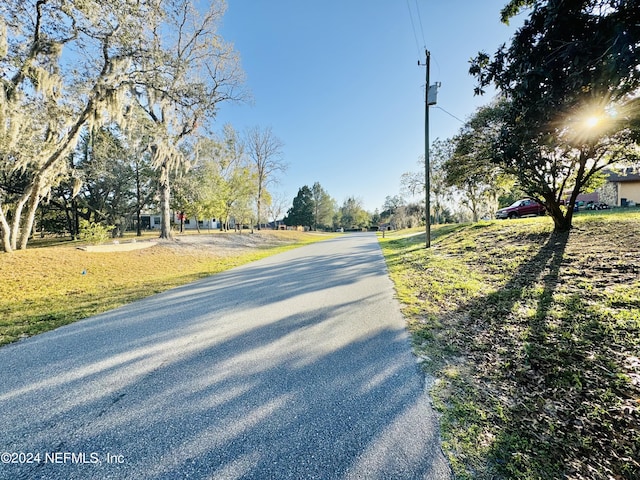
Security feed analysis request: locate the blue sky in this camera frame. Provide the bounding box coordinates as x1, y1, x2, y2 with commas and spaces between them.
216, 1, 523, 212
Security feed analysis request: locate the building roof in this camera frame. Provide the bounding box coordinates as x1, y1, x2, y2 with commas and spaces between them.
606, 168, 640, 183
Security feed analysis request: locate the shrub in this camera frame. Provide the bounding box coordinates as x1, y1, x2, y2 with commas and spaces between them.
79, 219, 111, 244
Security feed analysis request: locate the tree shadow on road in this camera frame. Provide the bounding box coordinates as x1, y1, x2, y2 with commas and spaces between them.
0, 234, 451, 480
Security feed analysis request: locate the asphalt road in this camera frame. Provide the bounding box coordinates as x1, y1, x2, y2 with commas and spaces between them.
0, 233, 451, 480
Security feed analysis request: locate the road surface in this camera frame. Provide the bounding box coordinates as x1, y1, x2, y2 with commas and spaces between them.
0, 233, 451, 479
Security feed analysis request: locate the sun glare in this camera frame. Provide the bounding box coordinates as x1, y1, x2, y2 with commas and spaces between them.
585, 116, 601, 129
563, 102, 615, 145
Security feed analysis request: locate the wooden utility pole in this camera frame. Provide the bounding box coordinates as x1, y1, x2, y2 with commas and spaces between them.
421, 50, 431, 248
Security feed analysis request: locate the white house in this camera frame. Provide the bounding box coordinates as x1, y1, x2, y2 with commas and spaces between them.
175, 213, 221, 231
136, 213, 221, 231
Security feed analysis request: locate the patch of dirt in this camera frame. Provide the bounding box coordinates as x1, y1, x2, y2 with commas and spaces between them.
156, 231, 298, 255
80, 241, 158, 252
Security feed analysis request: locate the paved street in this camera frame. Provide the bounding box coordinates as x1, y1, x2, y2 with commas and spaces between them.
0, 233, 450, 479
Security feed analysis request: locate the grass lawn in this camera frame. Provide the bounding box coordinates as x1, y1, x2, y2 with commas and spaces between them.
380, 209, 640, 480
0, 230, 330, 347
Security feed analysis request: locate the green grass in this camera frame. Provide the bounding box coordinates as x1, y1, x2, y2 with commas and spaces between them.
380, 209, 640, 479
0, 230, 330, 346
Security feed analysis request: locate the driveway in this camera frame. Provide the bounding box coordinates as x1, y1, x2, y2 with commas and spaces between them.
0, 233, 450, 479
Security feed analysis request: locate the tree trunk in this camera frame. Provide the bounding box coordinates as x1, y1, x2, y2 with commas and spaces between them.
159, 161, 172, 240
19, 182, 43, 250
545, 195, 575, 233
470, 197, 479, 223
11, 179, 41, 251
548, 204, 574, 232
256, 190, 262, 231
135, 161, 142, 237
549, 151, 588, 233
63, 197, 74, 239
0, 205, 12, 253
545, 157, 584, 233
73, 198, 80, 240
8, 186, 31, 251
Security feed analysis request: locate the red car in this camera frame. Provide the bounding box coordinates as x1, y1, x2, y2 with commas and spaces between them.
495, 199, 546, 219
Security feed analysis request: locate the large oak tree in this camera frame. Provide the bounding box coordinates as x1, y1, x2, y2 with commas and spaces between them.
470, 0, 640, 231
0, 0, 244, 251
0, 0, 153, 251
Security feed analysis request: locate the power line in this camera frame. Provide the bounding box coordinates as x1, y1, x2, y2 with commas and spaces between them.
405, 0, 422, 58
414, 0, 426, 48
434, 106, 465, 124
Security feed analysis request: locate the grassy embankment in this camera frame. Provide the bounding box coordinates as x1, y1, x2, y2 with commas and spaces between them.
0, 230, 329, 347
380, 210, 640, 480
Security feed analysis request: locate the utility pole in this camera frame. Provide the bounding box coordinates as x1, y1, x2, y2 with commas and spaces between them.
425, 50, 431, 248
420, 50, 431, 248
419, 50, 440, 248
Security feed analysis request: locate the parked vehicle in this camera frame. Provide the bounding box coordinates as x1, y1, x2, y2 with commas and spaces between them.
496, 199, 546, 219
585, 201, 610, 210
